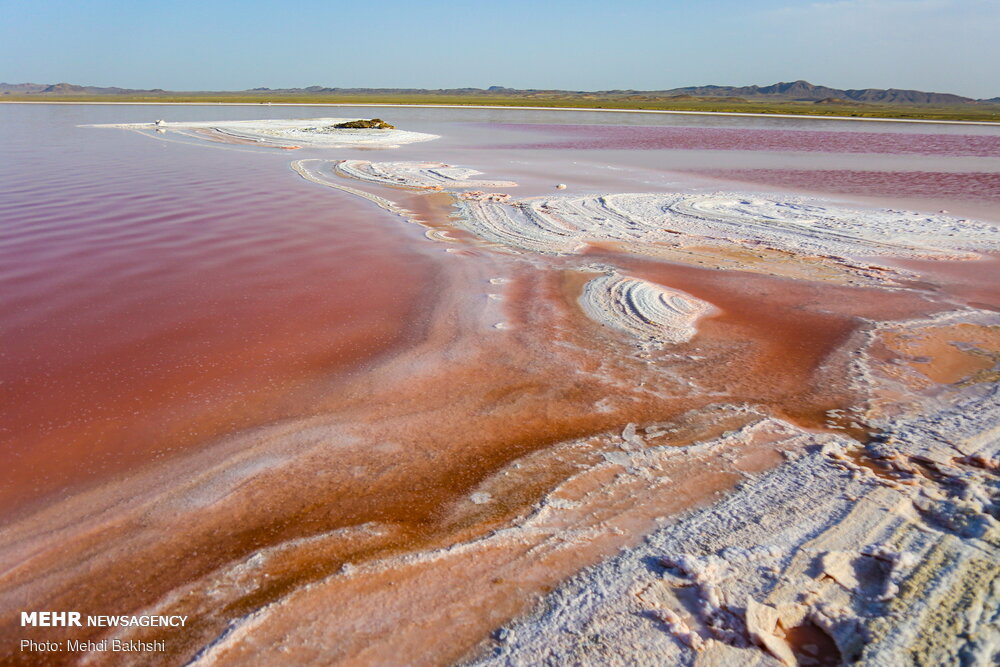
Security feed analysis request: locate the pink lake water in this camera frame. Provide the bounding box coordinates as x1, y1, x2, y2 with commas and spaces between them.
1, 104, 999, 520
2, 104, 1000, 666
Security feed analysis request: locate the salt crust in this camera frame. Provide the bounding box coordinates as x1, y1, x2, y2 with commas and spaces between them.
88, 118, 438, 148
335, 160, 517, 189
458, 192, 1000, 260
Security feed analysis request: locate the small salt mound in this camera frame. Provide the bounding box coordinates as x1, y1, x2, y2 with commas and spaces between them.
580, 273, 715, 346
336, 160, 517, 190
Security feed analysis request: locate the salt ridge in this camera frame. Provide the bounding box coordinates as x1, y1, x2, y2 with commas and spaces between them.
580, 273, 715, 346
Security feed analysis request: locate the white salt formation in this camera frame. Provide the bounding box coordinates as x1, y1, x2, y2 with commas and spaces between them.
89, 118, 438, 149
310, 160, 1000, 285
580, 273, 715, 346
335, 160, 517, 190
457, 192, 1000, 262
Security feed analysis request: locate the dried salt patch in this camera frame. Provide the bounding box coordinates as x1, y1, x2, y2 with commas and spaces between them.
470, 492, 492, 505
336, 160, 516, 190
493, 322, 511, 330
90, 118, 438, 148
580, 273, 715, 346
620, 193, 1000, 258
456, 190, 1000, 262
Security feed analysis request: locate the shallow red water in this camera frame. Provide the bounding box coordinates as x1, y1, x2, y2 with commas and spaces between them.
0, 106, 439, 516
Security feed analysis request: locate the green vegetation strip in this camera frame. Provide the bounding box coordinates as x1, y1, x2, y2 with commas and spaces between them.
3, 93, 1000, 122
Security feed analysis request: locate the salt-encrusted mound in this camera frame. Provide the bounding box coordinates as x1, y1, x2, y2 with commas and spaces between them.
88, 118, 438, 148
335, 160, 517, 190
458, 192, 1000, 260
580, 273, 714, 346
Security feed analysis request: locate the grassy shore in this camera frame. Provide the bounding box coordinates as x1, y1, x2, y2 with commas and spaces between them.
4, 92, 1000, 122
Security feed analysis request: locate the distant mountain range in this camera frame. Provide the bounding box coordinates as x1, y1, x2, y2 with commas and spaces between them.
657, 80, 980, 105
1, 80, 997, 104
0, 82, 167, 95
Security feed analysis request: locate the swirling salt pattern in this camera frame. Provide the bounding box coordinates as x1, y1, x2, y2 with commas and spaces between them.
580, 274, 714, 345
617, 194, 1000, 258
335, 160, 517, 189
459, 193, 1000, 260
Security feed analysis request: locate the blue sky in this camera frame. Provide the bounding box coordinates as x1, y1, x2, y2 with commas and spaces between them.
2, 0, 998, 97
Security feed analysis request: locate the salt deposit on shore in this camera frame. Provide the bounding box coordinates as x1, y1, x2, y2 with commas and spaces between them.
88, 118, 438, 148
474, 310, 1000, 666
307, 158, 999, 286
458, 191, 1000, 282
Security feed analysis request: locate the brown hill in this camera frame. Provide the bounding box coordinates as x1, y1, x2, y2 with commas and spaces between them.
662, 80, 977, 104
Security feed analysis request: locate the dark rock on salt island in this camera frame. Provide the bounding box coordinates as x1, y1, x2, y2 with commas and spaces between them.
333, 118, 395, 129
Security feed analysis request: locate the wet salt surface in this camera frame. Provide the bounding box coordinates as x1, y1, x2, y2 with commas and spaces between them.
1, 103, 999, 664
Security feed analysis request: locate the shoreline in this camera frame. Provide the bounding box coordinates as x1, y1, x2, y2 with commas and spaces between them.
2, 99, 1000, 126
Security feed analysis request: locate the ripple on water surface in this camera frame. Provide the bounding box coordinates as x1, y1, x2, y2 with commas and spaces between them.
0, 109, 438, 515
